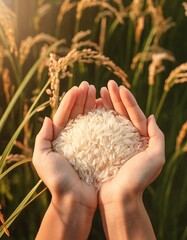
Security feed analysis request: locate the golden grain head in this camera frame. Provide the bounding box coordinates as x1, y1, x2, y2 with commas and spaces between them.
34, 3, 52, 31
37, 44, 50, 80
71, 30, 100, 51
76, 0, 124, 24
164, 62, 187, 92
56, 0, 77, 26
113, 0, 126, 13
146, 0, 175, 44
148, 52, 175, 86
131, 45, 175, 71
48, 44, 130, 91
0, 204, 10, 236
2, 68, 12, 104
19, 33, 57, 65
128, 0, 144, 21
0, 0, 17, 55
135, 16, 145, 44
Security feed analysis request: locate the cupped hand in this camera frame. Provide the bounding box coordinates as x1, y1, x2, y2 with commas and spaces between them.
32, 81, 97, 211
98, 80, 165, 205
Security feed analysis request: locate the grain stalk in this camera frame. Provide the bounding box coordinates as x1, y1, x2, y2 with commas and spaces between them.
155, 63, 187, 118
0, 39, 64, 133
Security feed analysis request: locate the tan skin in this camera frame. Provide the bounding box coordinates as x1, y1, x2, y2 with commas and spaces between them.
98, 80, 165, 239
33, 80, 165, 240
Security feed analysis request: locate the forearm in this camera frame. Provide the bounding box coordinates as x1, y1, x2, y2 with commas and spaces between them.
36, 195, 95, 240
99, 193, 156, 240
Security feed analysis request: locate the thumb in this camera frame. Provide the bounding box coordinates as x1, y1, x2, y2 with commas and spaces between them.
147, 114, 165, 164
34, 117, 54, 153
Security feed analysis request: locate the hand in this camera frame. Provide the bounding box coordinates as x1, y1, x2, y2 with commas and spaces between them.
98, 80, 165, 203
97, 80, 165, 240
32, 81, 97, 239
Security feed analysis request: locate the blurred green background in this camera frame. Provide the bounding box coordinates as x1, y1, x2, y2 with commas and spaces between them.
0, 0, 187, 239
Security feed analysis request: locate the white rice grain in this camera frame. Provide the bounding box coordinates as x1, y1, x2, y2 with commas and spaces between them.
52, 108, 148, 188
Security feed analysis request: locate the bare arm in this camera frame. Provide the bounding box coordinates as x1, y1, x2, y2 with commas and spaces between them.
33, 82, 97, 240
98, 80, 165, 240
36, 195, 94, 240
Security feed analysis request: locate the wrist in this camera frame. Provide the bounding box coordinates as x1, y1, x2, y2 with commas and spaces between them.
99, 191, 156, 240
99, 190, 143, 220
51, 193, 95, 229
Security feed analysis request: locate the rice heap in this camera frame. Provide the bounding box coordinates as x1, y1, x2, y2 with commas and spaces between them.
52, 108, 148, 188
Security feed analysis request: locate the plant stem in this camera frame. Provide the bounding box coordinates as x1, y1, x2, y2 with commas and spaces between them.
0, 180, 44, 237
132, 29, 155, 88
0, 79, 50, 173
0, 158, 31, 180
0, 40, 64, 133
125, 19, 134, 68
155, 90, 168, 119
158, 149, 183, 238
146, 85, 153, 116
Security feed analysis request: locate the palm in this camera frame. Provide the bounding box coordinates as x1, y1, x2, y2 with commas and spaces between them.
33, 82, 97, 210
42, 151, 97, 208
52, 82, 97, 208
98, 81, 164, 204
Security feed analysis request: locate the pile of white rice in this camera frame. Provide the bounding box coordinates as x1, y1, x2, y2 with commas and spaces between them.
52, 108, 148, 188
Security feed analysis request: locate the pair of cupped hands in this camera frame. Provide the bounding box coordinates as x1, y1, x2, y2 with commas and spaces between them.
33, 80, 165, 215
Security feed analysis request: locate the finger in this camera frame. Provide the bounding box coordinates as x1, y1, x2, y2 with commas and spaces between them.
70, 81, 89, 119
107, 80, 129, 117
34, 117, 53, 158
119, 85, 147, 136
95, 98, 104, 108
100, 87, 114, 110
53, 86, 78, 138
147, 115, 165, 162
84, 85, 96, 114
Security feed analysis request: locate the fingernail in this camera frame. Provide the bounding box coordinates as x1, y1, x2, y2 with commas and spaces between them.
80, 81, 89, 87
149, 114, 156, 122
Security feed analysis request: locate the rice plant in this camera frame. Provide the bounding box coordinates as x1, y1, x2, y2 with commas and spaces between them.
0, 0, 187, 239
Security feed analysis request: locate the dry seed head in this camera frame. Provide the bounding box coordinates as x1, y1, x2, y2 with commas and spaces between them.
37, 44, 49, 80
95, 10, 113, 23
48, 54, 60, 113
48, 45, 130, 100
2, 154, 29, 165
164, 63, 187, 92
176, 121, 187, 151
146, 0, 175, 44
2, 68, 12, 104
19, 33, 57, 65
148, 52, 175, 86
0, 0, 17, 56
113, 0, 126, 13
128, 0, 144, 22
0, 204, 10, 237
34, 3, 51, 31
131, 45, 174, 71
72, 30, 92, 44
135, 16, 145, 44
57, 0, 77, 26
71, 30, 100, 51
76, 0, 124, 24
14, 140, 32, 157
182, 2, 187, 16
